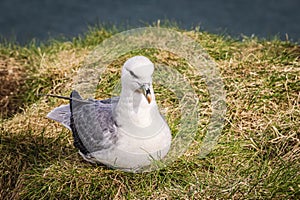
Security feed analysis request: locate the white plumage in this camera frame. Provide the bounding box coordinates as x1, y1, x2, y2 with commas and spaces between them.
47, 56, 171, 172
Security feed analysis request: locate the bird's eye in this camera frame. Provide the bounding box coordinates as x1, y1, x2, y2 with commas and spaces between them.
128, 70, 139, 79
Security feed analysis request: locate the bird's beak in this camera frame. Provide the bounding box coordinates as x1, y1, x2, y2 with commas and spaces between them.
142, 84, 152, 104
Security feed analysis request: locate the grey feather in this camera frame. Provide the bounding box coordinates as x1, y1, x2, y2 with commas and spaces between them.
46, 104, 71, 130
70, 91, 119, 154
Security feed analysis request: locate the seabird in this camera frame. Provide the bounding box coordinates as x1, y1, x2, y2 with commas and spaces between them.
47, 56, 171, 172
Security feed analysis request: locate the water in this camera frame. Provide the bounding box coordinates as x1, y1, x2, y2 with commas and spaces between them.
0, 0, 299, 44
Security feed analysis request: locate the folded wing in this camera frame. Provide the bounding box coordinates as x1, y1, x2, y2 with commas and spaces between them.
70, 90, 119, 154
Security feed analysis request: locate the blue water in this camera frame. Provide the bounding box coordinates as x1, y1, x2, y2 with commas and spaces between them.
0, 0, 299, 44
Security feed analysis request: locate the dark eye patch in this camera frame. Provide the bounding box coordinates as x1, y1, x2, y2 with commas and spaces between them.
128, 69, 139, 79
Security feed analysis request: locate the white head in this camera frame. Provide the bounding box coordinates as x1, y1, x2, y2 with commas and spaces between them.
121, 56, 154, 104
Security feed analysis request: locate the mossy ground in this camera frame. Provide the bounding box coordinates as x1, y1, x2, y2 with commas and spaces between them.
0, 25, 299, 199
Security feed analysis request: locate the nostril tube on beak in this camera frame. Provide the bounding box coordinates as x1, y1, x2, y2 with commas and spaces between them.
145, 88, 151, 104
141, 84, 152, 104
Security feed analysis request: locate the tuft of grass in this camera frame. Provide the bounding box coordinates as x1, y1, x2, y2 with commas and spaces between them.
0, 25, 299, 199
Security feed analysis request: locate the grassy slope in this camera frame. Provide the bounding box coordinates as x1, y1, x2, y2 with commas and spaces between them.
0, 26, 299, 199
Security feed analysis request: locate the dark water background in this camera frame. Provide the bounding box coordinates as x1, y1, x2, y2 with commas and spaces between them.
0, 0, 299, 44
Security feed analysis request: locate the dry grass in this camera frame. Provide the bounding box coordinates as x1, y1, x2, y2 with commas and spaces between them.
0, 55, 27, 117
0, 27, 299, 199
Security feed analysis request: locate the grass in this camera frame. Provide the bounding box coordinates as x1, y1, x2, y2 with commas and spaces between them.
0, 24, 299, 199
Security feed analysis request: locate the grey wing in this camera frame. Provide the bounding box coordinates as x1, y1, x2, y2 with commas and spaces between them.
99, 96, 120, 105
47, 104, 71, 130
70, 91, 119, 154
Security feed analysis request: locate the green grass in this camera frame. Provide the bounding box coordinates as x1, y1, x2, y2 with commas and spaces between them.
0, 25, 299, 199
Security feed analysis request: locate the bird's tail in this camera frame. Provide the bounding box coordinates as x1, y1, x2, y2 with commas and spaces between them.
46, 104, 71, 130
